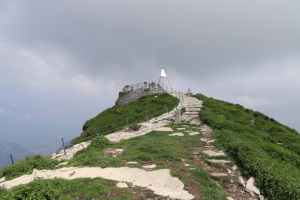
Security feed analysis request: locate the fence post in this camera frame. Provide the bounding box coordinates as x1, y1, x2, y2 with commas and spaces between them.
146, 111, 149, 123
173, 102, 178, 110
94, 128, 99, 136
127, 118, 130, 131
61, 138, 66, 155
10, 154, 14, 165
164, 104, 169, 114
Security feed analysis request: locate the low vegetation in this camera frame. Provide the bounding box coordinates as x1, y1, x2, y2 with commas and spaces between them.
0, 178, 132, 200
3, 92, 300, 199
196, 93, 300, 199
0, 155, 59, 181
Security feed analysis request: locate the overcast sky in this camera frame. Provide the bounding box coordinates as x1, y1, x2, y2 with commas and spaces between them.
0, 0, 300, 152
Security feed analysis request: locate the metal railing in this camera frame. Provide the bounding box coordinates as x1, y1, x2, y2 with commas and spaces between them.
122, 82, 164, 92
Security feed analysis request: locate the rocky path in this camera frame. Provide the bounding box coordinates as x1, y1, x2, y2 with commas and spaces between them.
0, 92, 264, 200
196, 125, 264, 200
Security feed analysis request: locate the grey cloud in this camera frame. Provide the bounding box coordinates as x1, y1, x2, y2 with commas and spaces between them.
2, 0, 300, 80
0, 0, 299, 147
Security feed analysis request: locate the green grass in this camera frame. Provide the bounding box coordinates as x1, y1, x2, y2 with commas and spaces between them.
69, 128, 204, 167
0, 178, 132, 200
72, 93, 179, 144
196, 93, 300, 199
0, 155, 60, 180
192, 169, 227, 200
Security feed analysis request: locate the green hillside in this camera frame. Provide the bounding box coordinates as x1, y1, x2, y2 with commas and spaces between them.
71, 93, 179, 144
196, 93, 300, 199
1, 92, 300, 199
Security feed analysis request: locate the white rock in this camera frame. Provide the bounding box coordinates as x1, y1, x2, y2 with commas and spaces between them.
177, 128, 186, 130
238, 176, 245, 187
188, 132, 200, 136
207, 159, 231, 164
184, 164, 191, 167
246, 177, 260, 196
0, 177, 5, 183
127, 161, 138, 164
226, 197, 235, 200
169, 133, 184, 136
117, 182, 128, 188
203, 150, 226, 157
143, 164, 157, 169
232, 165, 237, 171
211, 173, 227, 177
155, 127, 173, 132
56, 162, 68, 167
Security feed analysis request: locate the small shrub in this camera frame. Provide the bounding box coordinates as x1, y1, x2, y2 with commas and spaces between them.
91, 136, 110, 149
81, 129, 96, 138
0, 155, 59, 180
129, 123, 141, 131
82, 120, 91, 131
181, 107, 186, 115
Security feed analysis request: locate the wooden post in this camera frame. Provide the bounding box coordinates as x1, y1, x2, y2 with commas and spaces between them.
94, 128, 98, 136
164, 104, 169, 114
173, 102, 177, 110
127, 118, 130, 131
146, 111, 149, 123
61, 138, 66, 155
10, 154, 14, 165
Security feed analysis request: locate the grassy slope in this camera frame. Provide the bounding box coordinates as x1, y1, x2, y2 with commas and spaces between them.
3, 92, 300, 199
196, 93, 300, 200
1, 124, 227, 200
71, 93, 179, 144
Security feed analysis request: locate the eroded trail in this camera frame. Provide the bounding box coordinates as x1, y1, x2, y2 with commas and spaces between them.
0, 93, 260, 200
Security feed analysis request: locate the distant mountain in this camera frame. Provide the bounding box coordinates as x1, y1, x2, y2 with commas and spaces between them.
0, 143, 33, 169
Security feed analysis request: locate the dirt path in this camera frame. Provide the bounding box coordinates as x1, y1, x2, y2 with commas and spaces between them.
0, 93, 261, 200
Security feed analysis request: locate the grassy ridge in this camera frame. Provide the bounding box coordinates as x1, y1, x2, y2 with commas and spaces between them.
72, 93, 179, 144
196, 93, 300, 199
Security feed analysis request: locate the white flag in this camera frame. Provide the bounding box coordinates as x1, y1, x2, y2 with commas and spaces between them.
160, 68, 167, 77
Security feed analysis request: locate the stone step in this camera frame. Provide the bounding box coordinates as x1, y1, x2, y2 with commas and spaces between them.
203, 150, 227, 157
185, 108, 201, 112
207, 159, 231, 164
184, 112, 199, 115
210, 173, 228, 177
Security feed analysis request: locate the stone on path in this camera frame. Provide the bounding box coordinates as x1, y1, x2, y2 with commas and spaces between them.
185, 108, 201, 112
169, 132, 184, 136
207, 159, 231, 164
117, 182, 128, 188
203, 150, 227, 157
200, 138, 214, 144
211, 173, 228, 177
0, 177, 5, 183
143, 164, 157, 169
238, 176, 246, 187
184, 112, 199, 115
127, 161, 138, 164
226, 197, 235, 200
245, 177, 260, 196
56, 162, 68, 167
155, 127, 173, 132
188, 132, 200, 136
0, 167, 194, 200
176, 128, 186, 130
